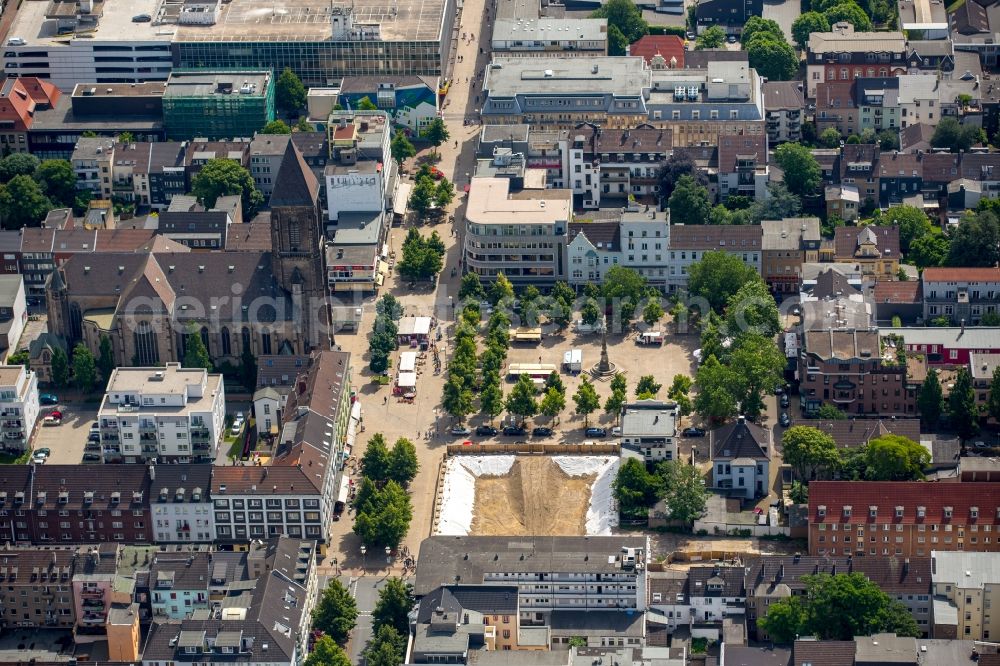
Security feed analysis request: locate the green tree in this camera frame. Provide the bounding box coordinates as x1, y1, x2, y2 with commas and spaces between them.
312, 579, 358, 645
372, 578, 414, 636
540, 386, 566, 419
610, 373, 628, 395
728, 333, 786, 418
947, 210, 1000, 267
589, 0, 648, 43
421, 117, 450, 156
657, 460, 708, 523
774, 143, 821, 196
573, 376, 600, 427
668, 375, 693, 418
792, 11, 830, 47
606, 24, 630, 56
656, 152, 706, 202
581, 298, 602, 326
50, 345, 69, 389
480, 379, 505, 423
883, 205, 933, 254
34, 159, 77, 207
668, 174, 711, 226
740, 16, 784, 45
917, 368, 943, 429
356, 96, 378, 110
613, 457, 659, 519
435, 178, 455, 209
364, 625, 406, 666
442, 375, 474, 423
862, 434, 930, 481
604, 388, 627, 415
726, 279, 780, 339
781, 426, 840, 481
819, 127, 842, 148
642, 299, 664, 327
260, 119, 292, 134
545, 371, 566, 396
908, 231, 949, 268
275, 68, 307, 115
746, 36, 799, 81
354, 479, 412, 548
0, 175, 52, 230
361, 433, 392, 482
397, 227, 445, 281
488, 272, 515, 306
0, 153, 40, 182
807, 573, 919, 640
458, 272, 485, 301
388, 438, 419, 486
696, 25, 726, 49
190, 158, 263, 211
749, 182, 802, 222
304, 636, 352, 666
506, 375, 539, 422
694, 354, 738, 422
407, 175, 436, 218
71, 343, 97, 394
688, 250, 762, 313
758, 596, 806, 644
988, 366, 1000, 424
295, 116, 312, 132
823, 2, 872, 30
97, 334, 115, 381
635, 375, 662, 399
931, 116, 986, 153
375, 294, 403, 321
878, 129, 900, 150
948, 366, 980, 441
182, 328, 213, 371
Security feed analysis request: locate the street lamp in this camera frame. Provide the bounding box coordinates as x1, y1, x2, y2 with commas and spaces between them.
332, 557, 340, 576
360, 545, 367, 570
385, 546, 392, 566
691, 447, 697, 466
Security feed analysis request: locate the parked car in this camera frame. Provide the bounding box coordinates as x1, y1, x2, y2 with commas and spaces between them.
585, 427, 607, 437
49, 410, 62, 419
32, 452, 48, 464
727, 34, 737, 43
42, 415, 60, 426
132, 13, 151, 21
502, 425, 526, 436
780, 394, 790, 408
611, 426, 622, 437
39, 393, 58, 405
90, 421, 100, 431
34, 447, 50, 458
88, 432, 100, 442
450, 425, 472, 436
475, 425, 497, 436
230, 412, 245, 433
532, 426, 553, 437
82, 453, 101, 463
779, 412, 791, 427
682, 426, 706, 437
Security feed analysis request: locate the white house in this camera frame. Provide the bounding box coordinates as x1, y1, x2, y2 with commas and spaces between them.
666, 225, 763, 292
97, 363, 226, 464
150, 465, 214, 543
0, 275, 27, 358
619, 399, 678, 462
710, 416, 771, 500
0, 364, 39, 454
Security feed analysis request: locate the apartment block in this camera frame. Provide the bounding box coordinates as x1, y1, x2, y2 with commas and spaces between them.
162, 71, 274, 141
665, 225, 762, 292
73, 543, 144, 633
150, 465, 214, 544
760, 218, 821, 294
931, 551, 1000, 639
717, 134, 768, 201
806, 23, 907, 97
72, 137, 117, 201
808, 481, 1000, 558
763, 81, 804, 144
0, 364, 40, 454
0, 77, 62, 153
0, 549, 77, 629
97, 363, 226, 464
922, 267, 1000, 325
879, 326, 1000, 365
211, 468, 325, 544
710, 416, 771, 500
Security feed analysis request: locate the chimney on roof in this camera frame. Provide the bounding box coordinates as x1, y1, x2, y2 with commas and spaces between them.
961, 319, 966, 335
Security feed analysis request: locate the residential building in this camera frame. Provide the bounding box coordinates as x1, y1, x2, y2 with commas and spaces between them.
878, 151, 924, 206
211, 468, 325, 544
72, 136, 117, 201
829, 225, 901, 277
763, 81, 804, 144
107, 604, 142, 662
826, 184, 861, 222
880, 326, 1000, 364
795, 635, 980, 665
666, 225, 762, 292
0, 275, 27, 357
921, 267, 1000, 325
410, 585, 526, 657
158, 195, 242, 250
150, 465, 214, 543
856, 77, 901, 133
150, 552, 214, 619
162, 71, 274, 141
0, 364, 40, 455
97, 363, 226, 464
619, 399, 678, 462
710, 416, 770, 500
567, 221, 622, 287
338, 76, 440, 134
761, 218, 821, 294
650, 565, 747, 628
572, 126, 673, 208
0, 549, 77, 629
695, 0, 763, 34
872, 279, 923, 324
808, 481, 1000, 557
252, 355, 310, 437
72, 543, 141, 632
717, 134, 768, 201
971, 353, 1000, 408
931, 551, 1000, 639
897, 74, 946, 129
799, 328, 918, 416
0, 77, 62, 153
628, 36, 685, 69
414, 536, 649, 612
464, 176, 571, 286
815, 81, 857, 137
806, 23, 907, 97
840, 144, 881, 209
491, 18, 608, 56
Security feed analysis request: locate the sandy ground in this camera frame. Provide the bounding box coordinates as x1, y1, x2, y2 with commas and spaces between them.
470, 457, 595, 536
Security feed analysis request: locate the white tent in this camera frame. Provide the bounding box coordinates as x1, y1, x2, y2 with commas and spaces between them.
399, 351, 418, 373
397, 371, 417, 388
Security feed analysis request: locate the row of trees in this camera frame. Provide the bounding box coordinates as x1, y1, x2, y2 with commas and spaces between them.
309, 576, 414, 666
613, 457, 708, 522
368, 294, 402, 375
353, 433, 417, 549
407, 165, 455, 221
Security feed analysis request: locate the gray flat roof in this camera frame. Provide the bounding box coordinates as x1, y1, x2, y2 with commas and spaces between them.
0, 276, 23, 307
485, 56, 650, 97
165, 71, 270, 98
330, 211, 384, 245
492, 18, 607, 43
174, 0, 449, 42
9, 0, 167, 44
931, 551, 1000, 588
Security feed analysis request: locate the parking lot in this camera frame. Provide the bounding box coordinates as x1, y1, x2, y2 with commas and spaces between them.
33, 404, 99, 465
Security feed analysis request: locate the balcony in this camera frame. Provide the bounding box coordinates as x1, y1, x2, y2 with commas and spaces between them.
138, 423, 157, 433
142, 445, 158, 454
80, 588, 104, 599
101, 432, 119, 441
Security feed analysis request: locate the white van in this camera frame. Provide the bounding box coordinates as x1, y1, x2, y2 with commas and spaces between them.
637, 331, 664, 346
7, 38, 25, 45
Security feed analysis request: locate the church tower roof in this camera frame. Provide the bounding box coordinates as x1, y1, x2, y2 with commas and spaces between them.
269, 141, 319, 208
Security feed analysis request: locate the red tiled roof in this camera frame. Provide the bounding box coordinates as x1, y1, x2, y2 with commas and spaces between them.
628, 35, 685, 67
873, 279, 921, 304
922, 267, 1000, 282
718, 134, 767, 174
0, 77, 61, 132
834, 225, 901, 260
809, 481, 1000, 525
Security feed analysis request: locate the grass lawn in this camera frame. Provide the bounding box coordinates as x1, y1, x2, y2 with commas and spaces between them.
226, 435, 243, 459
0, 451, 30, 465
